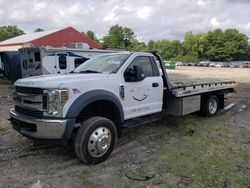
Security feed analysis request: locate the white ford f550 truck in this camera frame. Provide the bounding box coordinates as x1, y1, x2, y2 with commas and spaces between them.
10, 51, 236, 164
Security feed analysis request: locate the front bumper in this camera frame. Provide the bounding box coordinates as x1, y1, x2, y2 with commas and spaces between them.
10, 108, 69, 139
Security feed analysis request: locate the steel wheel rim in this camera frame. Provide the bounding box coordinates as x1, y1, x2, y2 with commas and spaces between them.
209, 98, 217, 114
87, 127, 112, 157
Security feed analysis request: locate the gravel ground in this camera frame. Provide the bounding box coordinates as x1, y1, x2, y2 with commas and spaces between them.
0, 67, 249, 188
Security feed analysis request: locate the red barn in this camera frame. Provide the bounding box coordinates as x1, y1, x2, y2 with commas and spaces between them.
0, 27, 102, 51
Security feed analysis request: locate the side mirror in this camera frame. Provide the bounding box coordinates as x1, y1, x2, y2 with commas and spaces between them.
124, 65, 145, 82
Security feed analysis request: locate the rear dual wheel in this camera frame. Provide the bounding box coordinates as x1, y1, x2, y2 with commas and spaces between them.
201, 95, 219, 116
74, 117, 117, 164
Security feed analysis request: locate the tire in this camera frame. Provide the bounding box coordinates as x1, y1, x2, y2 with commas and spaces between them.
74, 116, 117, 165
201, 95, 219, 116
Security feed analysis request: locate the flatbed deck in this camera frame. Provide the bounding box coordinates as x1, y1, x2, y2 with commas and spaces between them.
170, 80, 236, 97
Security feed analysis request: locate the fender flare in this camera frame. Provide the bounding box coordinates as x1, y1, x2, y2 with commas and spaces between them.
63, 90, 124, 139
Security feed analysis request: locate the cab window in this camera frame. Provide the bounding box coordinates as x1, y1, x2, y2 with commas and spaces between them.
127, 56, 154, 77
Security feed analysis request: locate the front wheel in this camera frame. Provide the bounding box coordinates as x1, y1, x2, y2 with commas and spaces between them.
74, 117, 117, 164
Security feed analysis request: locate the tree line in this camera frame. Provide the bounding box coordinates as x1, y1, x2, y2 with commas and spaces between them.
86, 25, 250, 62
1, 25, 249, 62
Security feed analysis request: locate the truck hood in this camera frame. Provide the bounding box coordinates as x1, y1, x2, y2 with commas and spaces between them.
14, 73, 112, 89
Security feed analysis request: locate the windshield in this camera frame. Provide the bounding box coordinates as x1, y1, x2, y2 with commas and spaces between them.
74, 53, 130, 74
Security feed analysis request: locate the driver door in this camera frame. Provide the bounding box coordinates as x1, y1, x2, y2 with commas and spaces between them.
123, 56, 163, 120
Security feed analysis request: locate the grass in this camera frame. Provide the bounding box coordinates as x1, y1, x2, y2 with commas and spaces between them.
78, 164, 105, 180
78, 168, 94, 180
147, 116, 250, 187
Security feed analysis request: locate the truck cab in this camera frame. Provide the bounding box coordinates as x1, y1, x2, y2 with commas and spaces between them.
10, 52, 236, 164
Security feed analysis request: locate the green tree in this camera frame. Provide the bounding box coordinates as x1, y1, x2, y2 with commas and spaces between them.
85, 30, 98, 41
129, 41, 147, 51
122, 27, 136, 48
34, 28, 44, 32
152, 39, 183, 60
103, 25, 124, 49
0, 25, 24, 42
203, 28, 249, 61
172, 55, 199, 63
103, 25, 137, 49
246, 45, 250, 61
147, 40, 155, 50
170, 40, 183, 58
82, 30, 100, 44
182, 32, 205, 59
102, 26, 249, 61
154, 40, 171, 60
223, 29, 248, 61
204, 29, 226, 61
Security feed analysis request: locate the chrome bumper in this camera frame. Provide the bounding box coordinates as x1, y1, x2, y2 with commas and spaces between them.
10, 108, 67, 139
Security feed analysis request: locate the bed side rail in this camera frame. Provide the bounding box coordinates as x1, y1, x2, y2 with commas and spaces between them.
171, 81, 236, 97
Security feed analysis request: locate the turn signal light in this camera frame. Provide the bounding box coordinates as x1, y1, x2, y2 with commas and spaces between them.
60, 90, 68, 104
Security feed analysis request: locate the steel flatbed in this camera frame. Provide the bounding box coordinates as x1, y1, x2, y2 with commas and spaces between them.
170, 81, 236, 97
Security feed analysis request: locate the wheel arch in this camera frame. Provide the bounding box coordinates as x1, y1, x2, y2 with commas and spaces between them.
201, 90, 226, 110
64, 90, 124, 139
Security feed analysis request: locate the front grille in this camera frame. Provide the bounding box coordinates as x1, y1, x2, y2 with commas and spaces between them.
42, 95, 48, 110
15, 86, 43, 94
15, 106, 43, 118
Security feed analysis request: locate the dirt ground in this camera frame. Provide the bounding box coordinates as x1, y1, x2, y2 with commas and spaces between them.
0, 67, 249, 188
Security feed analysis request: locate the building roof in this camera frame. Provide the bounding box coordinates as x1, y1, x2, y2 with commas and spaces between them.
0, 28, 63, 46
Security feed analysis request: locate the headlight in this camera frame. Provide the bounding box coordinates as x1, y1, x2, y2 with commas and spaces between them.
45, 89, 68, 117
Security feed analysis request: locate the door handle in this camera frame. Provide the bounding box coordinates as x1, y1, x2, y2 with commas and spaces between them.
152, 83, 159, 87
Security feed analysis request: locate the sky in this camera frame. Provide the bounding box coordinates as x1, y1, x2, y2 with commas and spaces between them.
0, 0, 250, 42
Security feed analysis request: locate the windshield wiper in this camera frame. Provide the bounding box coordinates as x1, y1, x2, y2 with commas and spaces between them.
78, 70, 102, 73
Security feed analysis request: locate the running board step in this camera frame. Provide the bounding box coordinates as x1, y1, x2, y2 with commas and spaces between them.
123, 115, 161, 128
